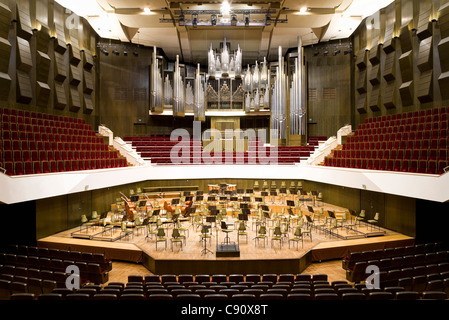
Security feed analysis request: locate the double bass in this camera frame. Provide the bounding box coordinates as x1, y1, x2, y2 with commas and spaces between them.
120, 192, 137, 222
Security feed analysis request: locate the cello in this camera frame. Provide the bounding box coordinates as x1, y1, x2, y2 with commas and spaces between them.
120, 192, 137, 222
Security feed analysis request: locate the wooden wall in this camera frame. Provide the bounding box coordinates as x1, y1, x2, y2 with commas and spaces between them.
304, 39, 353, 139
352, 0, 449, 128
0, 0, 98, 126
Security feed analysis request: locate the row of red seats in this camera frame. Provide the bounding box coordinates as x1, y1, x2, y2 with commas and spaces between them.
343, 138, 447, 151
1, 115, 91, 131
361, 114, 447, 130
350, 130, 447, 143
324, 157, 448, 174
364, 107, 448, 124
1, 131, 97, 144
0, 107, 86, 124
1, 140, 108, 152
1, 158, 127, 176
357, 119, 448, 134
335, 149, 448, 162
1, 150, 119, 163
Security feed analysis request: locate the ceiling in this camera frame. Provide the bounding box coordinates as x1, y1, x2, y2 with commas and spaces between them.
56, 0, 394, 64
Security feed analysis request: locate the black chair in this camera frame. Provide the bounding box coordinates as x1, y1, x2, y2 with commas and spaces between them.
204, 294, 227, 300
66, 293, 91, 300
422, 291, 448, 300
120, 293, 146, 300
231, 294, 256, 300
314, 293, 339, 300
147, 294, 174, 300
287, 293, 312, 300
395, 291, 420, 300
367, 291, 394, 300
11, 293, 35, 300
341, 292, 366, 300
37, 293, 63, 300
177, 293, 201, 300
260, 293, 283, 300
92, 293, 118, 300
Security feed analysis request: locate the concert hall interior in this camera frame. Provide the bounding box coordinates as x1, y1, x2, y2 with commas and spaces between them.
1, 0, 449, 302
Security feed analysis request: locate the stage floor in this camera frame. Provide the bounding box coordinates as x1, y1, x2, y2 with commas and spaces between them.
38, 200, 414, 274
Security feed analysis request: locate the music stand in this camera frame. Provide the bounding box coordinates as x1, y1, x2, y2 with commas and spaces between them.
183, 191, 191, 196
307, 206, 315, 214
220, 196, 228, 201
152, 209, 160, 216
195, 195, 204, 202
240, 203, 248, 209
246, 189, 254, 194
201, 225, 213, 255
185, 196, 193, 202
242, 196, 251, 203
171, 198, 180, 205
255, 197, 263, 203
230, 196, 238, 201
287, 200, 295, 207
261, 191, 268, 197
206, 216, 216, 228
237, 189, 244, 194
207, 196, 216, 202
287, 208, 294, 216
196, 191, 204, 196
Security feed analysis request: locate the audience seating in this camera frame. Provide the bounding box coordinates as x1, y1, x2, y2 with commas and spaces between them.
123, 136, 326, 165
323, 107, 449, 174
0, 107, 128, 176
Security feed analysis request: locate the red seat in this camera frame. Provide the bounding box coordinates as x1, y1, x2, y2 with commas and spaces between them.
14, 162, 24, 175
33, 161, 42, 174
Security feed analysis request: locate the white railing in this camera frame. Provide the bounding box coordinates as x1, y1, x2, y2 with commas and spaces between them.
97, 125, 146, 166
306, 136, 338, 166
337, 124, 352, 145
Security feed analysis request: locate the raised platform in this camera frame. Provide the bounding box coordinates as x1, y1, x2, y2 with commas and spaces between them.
38, 220, 414, 275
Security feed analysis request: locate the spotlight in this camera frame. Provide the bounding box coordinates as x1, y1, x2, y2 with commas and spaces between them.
192, 14, 198, 28
112, 50, 120, 56
333, 49, 341, 56
313, 51, 319, 56
100, 48, 109, 56
265, 14, 271, 26
323, 50, 329, 56
211, 14, 217, 26
231, 14, 237, 26
244, 15, 249, 27
123, 51, 128, 56
179, 14, 185, 26
344, 49, 353, 55
133, 51, 138, 57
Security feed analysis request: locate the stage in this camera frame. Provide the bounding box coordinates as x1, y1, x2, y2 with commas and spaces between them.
37, 195, 414, 275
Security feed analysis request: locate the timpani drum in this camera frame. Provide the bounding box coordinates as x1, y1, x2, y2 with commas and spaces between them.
226, 184, 236, 192
208, 185, 220, 192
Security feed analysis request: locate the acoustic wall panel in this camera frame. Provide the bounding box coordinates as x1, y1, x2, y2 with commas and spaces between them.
399, 81, 413, 106
16, 37, 32, 72
383, 52, 396, 82
369, 86, 381, 112
368, 45, 381, 65
54, 24, 66, 54
83, 70, 93, 94
438, 2, 449, 39
83, 94, 93, 114
69, 64, 81, 86
0, 71, 11, 100
399, 50, 413, 82
356, 93, 367, 114
356, 69, 367, 94
383, 82, 396, 109
36, 81, 51, 107
36, 25, 50, 54
82, 50, 93, 71
417, 70, 433, 103
54, 52, 66, 82
417, 37, 433, 72
16, 70, 32, 104
68, 37, 81, 66
36, 51, 50, 83
0, 36, 11, 74
416, 8, 432, 41
383, 28, 396, 54
69, 86, 81, 112
16, 6, 32, 41
368, 64, 381, 86
54, 82, 66, 110
0, 2, 12, 40
439, 71, 449, 100
399, 23, 413, 53
356, 50, 367, 70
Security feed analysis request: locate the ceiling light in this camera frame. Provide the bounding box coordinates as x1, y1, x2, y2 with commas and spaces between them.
300, 7, 308, 13
295, 7, 309, 15
142, 8, 152, 15
179, 14, 185, 26
231, 14, 237, 26
221, 0, 231, 16
265, 14, 271, 26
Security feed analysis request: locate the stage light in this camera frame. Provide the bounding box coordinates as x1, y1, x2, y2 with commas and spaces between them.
123, 51, 128, 56
265, 14, 271, 26
313, 51, 319, 56
244, 15, 249, 27
179, 14, 185, 26
231, 14, 237, 26
333, 49, 341, 56
211, 14, 217, 26
344, 49, 353, 55
112, 50, 120, 56
192, 14, 198, 28
133, 51, 138, 57
323, 50, 329, 56
100, 48, 109, 56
